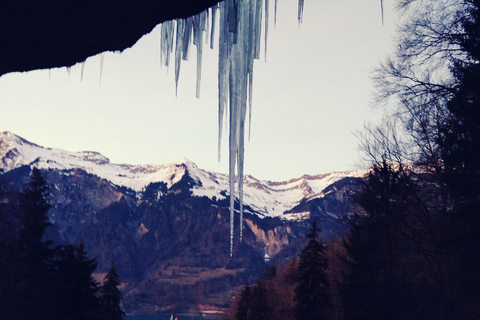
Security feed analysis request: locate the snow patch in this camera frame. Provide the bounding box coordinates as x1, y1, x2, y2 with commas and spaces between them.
281, 211, 310, 221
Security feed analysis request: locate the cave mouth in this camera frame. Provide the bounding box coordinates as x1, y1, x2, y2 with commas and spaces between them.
0, 0, 221, 76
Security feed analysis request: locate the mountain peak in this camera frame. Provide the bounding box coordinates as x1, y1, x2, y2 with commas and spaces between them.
174, 156, 197, 168
0, 131, 43, 172
0, 131, 17, 156
0, 131, 38, 152
0, 132, 365, 219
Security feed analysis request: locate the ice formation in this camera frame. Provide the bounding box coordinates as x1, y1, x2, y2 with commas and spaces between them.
159, 0, 304, 257
298, 0, 304, 24
80, 61, 86, 82
99, 52, 105, 87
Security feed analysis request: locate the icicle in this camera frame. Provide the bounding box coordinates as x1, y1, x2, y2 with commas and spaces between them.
99, 53, 105, 87
196, 34, 203, 99
247, 73, 253, 141
241, 1, 250, 244
80, 61, 86, 82
174, 19, 184, 96
228, 59, 237, 257
160, 20, 175, 70
253, 0, 262, 60
218, 0, 230, 163
210, 6, 217, 49
298, 0, 304, 25
227, 0, 241, 256
193, 12, 207, 98
274, 0, 278, 26
156, 0, 305, 257
206, 9, 210, 46
264, 0, 269, 61
381, 0, 384, 26
182, 17, 193, 61
246, 0, 260, 141
227, 0, 238, 33
236, 0, 249, 244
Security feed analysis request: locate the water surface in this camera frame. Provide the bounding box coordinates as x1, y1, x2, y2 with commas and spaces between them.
127, 314, 218, 320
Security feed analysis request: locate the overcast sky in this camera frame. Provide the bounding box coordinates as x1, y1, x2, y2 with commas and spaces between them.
0, 0, 398, 181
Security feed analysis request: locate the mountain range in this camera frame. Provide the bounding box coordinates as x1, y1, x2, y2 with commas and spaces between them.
0, 131, 366, 314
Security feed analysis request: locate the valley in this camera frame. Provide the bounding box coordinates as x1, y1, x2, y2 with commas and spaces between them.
0, 131, 365, 314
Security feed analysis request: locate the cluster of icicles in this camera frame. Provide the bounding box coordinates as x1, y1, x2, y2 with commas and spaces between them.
159, 0, 304, 257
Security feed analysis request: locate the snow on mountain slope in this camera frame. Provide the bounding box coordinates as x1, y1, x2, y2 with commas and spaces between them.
0, 131, 367, 219
0, 131, 188, 190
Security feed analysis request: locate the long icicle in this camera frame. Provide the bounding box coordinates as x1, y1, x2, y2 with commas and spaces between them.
157, 0, 305, 258
237, 0, 248, 245
228, 61, 237, 258
99, 53, 105, 88
174, 19, 184, 96
218, 1, 229, 163
264, 0, 269, 61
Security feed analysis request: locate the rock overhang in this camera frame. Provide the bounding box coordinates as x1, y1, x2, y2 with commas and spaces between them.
0, 0, 222, 76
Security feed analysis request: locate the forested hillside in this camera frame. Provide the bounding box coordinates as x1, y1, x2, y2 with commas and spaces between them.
0, 156, 360, 315
0, 168, 125, 320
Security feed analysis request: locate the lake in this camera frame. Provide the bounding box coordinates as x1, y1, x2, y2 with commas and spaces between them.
127, 315, 219, 320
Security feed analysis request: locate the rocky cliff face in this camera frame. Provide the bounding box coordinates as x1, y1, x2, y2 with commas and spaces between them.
0, 132, 364, 314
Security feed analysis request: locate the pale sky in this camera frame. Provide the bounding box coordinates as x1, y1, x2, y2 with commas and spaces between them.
0, 0, 398, 181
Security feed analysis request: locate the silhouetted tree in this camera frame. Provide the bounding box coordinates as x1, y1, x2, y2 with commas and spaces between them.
437, 0, 480, 313
18, 168, 54, 263
360, 0, 480, 317
235, 284, 253, 320
99, 262, 125, 320
249, 279, 272, 320
341, 218, 382, 320
344, 162, 438, 320
294, 221, 329, 320
0, 168, 113, 320
55, 241, 100, 320
16, 167, 56, 320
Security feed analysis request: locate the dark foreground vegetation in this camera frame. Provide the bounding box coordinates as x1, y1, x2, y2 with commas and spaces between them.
227, 0, 480, 319
0, 168, 125, 320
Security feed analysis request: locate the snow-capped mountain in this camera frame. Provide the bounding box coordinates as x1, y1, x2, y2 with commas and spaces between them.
0, 131, 367, 219
0, 131, 369, 314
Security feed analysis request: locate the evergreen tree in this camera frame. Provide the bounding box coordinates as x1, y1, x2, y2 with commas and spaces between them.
18, 167, 54, 262
293, 221, 329, 320
234, 265, 279, 320
16, 167, 56, 320
342, 161, 451, 320
440, 0, 480, 208
437, 0, 480, 312
262, 264, 277, 281
0, 167, 107, 320
99, 262, 125, 320
344, 163, 424, 320
249, 280, 272, 320
235, 284, 253, 320
341, 217, 383, 320
55, 241, 100, 320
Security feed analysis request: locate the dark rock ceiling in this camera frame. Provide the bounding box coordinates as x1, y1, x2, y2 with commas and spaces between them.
0, 0, 221, 76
